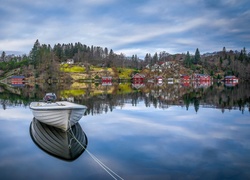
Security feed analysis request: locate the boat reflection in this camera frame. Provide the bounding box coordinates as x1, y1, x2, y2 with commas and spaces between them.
30, 118, 88, 161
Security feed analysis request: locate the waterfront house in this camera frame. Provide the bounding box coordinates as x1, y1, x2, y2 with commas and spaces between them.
156, 76, 163, 84
132, 73, 145, 84
10, 75, 25, 85
224, 76, 239, 86
193, 74, 211, 81
180, 75, 190, 82
224, 76, 238, 83
102, 76, 112, 86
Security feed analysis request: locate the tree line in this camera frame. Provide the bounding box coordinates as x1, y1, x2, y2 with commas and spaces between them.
1, 40, 250, 79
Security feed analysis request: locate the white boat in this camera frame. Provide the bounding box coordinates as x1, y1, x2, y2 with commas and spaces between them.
29, 100, 87, 131
30, 118, 88, 161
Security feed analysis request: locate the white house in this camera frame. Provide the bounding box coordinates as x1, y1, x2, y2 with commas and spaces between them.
67, 59, 74, 64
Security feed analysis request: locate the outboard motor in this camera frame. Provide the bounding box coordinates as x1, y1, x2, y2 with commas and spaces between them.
43, 93, 57, 102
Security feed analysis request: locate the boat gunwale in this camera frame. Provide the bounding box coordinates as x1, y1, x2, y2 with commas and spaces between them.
29, 101, 87, 111
30, 107, 87, 110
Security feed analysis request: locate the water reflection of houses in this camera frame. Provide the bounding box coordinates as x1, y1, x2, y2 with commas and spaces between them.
192, 81, 212, 89
132, 83, 145, 89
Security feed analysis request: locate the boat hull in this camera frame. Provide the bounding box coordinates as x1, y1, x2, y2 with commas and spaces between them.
30, 101, 87, 131
30, 118, 88, 161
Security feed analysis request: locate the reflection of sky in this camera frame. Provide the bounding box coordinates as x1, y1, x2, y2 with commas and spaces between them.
82, 102, 250, 178
0, 103, 250, 179
0, 106, 33, 121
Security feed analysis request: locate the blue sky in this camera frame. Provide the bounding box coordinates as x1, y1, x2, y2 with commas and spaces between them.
0, 0, 250, 57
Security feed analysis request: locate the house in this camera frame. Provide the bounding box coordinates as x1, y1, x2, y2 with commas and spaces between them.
10, 75, 25, 85
224, 76, 238, 83
102, 76, 112, 86
132, 73, 145, 84
67, 59, 74, 64
156, 76, 163, 84
150, 64, 162, 72
193, 74, 211, 81
224, 76, 238, 86
167, 78, 174, 84
181, 82, 190, 87
160, 61, 174, 69
180, 75, 190, 82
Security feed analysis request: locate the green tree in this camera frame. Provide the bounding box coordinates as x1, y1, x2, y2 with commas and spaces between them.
239, 50, 244, 62
29, 39, 41, 68
220, 57, 223, 66
153, 52, 158, 64
194, 48, 201, 64
1, 51, 6, 62
184, 51, 191, 67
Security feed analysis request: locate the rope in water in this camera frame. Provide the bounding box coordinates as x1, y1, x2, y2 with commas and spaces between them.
68, 124, 124, 180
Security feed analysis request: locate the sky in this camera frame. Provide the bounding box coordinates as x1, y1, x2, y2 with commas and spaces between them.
0, 0, 250, 58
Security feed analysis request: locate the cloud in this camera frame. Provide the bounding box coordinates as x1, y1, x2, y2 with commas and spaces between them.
0, 0, 249, 56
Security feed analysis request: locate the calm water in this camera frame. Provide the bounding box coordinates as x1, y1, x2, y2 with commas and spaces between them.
0, 84, 250, 180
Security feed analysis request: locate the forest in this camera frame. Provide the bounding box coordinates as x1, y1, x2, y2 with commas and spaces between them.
0, 39, 250, 80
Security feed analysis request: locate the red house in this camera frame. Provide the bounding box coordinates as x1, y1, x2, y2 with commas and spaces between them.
10, 75, 25, 85
224, 76, 238, 86
102, 76, 112, 86
193, 74, 210, 81
181, 75, 190, 81
224, 76, 238, 83
132, 73, 145, 84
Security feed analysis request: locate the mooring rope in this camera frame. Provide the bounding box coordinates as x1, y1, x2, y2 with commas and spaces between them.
68, 123, 124, 180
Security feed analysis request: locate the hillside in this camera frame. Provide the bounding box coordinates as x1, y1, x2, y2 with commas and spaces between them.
0, 41, 249, 82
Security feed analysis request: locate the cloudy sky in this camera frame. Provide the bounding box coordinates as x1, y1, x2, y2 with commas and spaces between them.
1, 0, 250, 57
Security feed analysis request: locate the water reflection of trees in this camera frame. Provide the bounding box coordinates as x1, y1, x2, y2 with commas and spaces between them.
72, 83, 250, 115
0, 83, 249, 114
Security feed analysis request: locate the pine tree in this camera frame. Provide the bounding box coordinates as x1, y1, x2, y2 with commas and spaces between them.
184, 51, 191, 67
29, 39, 41, 68
194, 48, 201, 64
153, 52, 158, 64
1, 51, 6, 62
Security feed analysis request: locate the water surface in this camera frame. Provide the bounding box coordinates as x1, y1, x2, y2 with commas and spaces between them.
0, 83, 250, 179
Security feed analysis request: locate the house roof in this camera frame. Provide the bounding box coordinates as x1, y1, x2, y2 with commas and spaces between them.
225, 76, 237, 78
132, 73, 145, 78
11, 75, 25, 79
